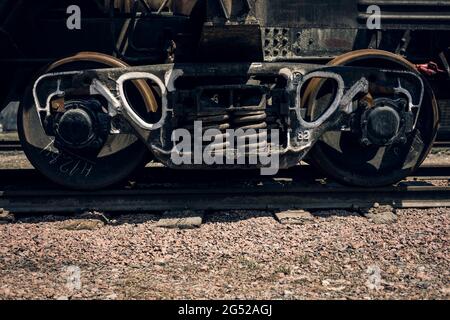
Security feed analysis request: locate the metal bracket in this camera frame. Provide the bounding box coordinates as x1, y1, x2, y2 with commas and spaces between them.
116, 71, 168, 130
295, 71, 345, 129
394, 77, 424, 129
340, 78, 369, 114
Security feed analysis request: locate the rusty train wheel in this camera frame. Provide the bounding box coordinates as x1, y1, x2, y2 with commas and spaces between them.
18, 52, 158, 189
305, 49, 439, 187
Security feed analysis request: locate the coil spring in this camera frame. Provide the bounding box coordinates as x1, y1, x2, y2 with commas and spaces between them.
180, 108, 280, 154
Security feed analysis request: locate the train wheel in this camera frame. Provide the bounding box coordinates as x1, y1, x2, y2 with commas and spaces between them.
18, 52, 158, 189
305, 49, 439, 187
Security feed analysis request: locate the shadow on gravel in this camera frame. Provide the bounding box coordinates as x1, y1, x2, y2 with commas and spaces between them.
203, 211, 275, 224
203, 209, 362, 225
8, 209, 363, 229
0, 166, 324, 190
310, 210, 361, 218
12, 212, 160, 226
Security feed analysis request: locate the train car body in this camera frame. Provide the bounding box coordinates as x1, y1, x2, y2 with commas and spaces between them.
0, 0, 449, 189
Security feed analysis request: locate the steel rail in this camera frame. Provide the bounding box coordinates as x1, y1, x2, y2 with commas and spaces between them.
0, 169, 448, 213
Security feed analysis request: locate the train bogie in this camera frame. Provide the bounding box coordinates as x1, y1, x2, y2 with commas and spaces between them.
1, 0, 449, 189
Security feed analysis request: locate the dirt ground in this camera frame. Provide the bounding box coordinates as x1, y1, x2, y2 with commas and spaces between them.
0, 149, 448, 300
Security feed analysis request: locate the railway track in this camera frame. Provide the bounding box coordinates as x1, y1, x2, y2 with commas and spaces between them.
0, 165, 448, 214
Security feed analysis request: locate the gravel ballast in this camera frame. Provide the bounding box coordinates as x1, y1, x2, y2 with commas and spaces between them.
0, 148, 448, 300
0, 208, 448, 300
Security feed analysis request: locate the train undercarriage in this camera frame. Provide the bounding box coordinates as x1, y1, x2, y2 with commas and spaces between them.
1, 0, 450, 189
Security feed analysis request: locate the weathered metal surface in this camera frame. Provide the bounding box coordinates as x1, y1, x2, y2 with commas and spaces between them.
1, 0, 450, 139
0, 0, 449, 190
